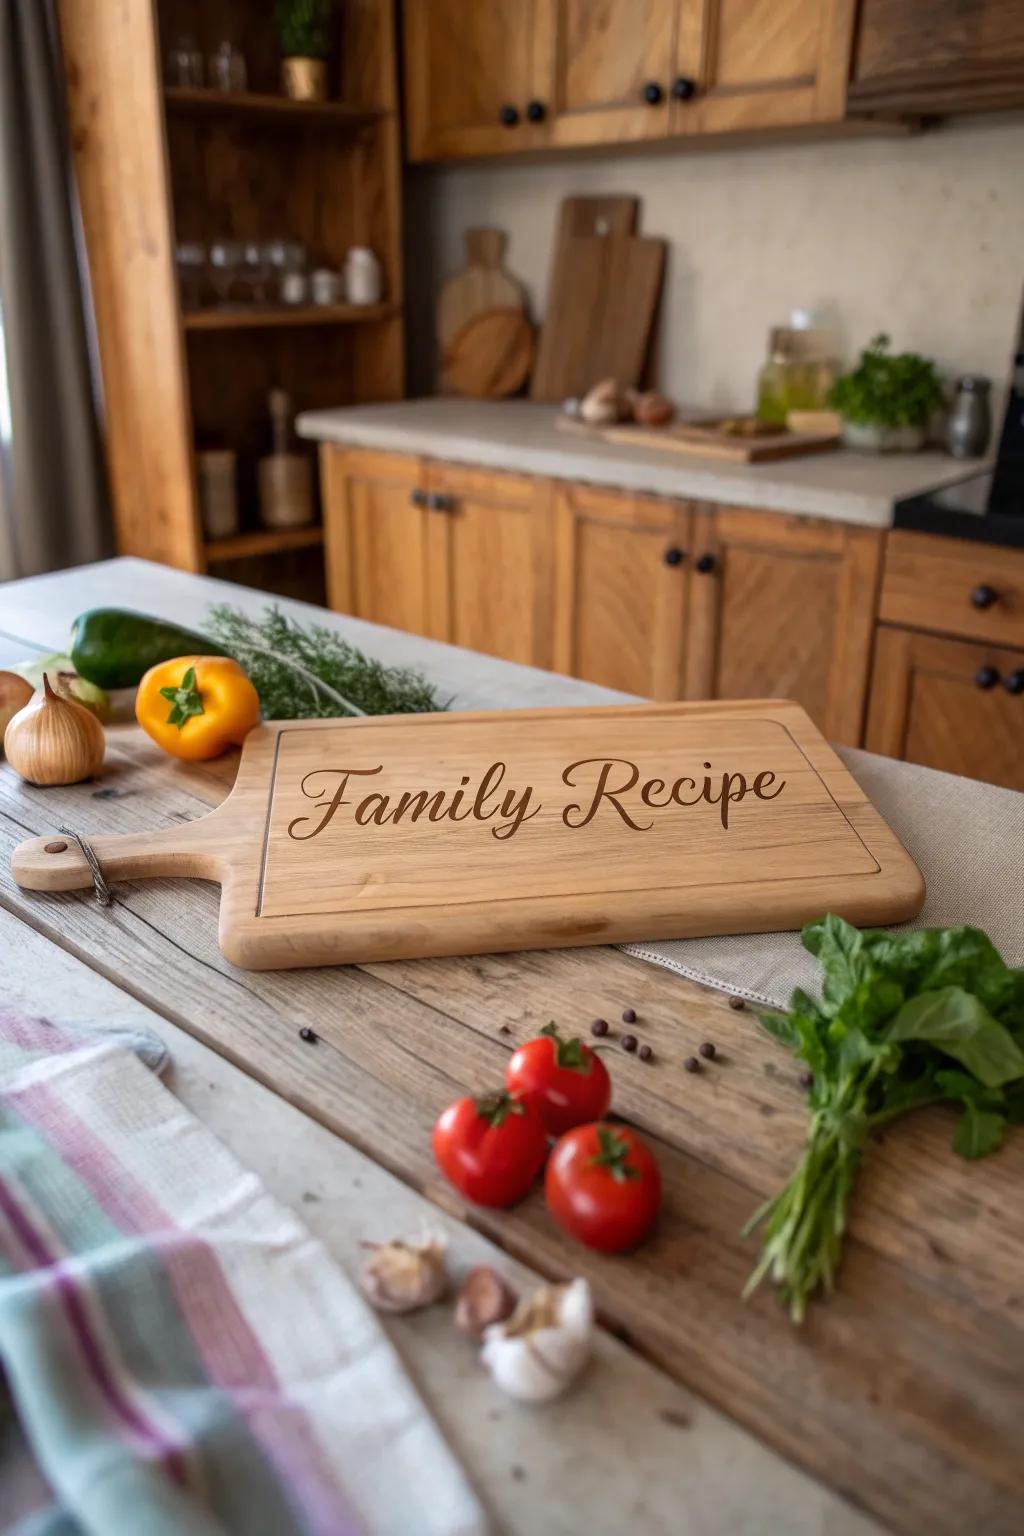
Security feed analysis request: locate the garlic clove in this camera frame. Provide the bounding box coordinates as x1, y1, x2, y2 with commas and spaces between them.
455, 1265, 518, 1338
480, 1277, 593, 1402
0, 671, 34, 750
579, 378, 623, 426
3, 674, 106, 786
360, 1233, 449, 1314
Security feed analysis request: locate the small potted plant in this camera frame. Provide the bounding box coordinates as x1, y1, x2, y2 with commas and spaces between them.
276, 0, 335, 102
829, 334, 945, 452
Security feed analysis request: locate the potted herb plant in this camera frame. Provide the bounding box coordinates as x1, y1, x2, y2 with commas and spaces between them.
275, 0, 335, 102
829, 334, 945, 452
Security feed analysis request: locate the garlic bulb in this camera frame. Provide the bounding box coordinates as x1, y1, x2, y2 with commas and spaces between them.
480, 1277, 593, 1402
0, 671, 33, 749
3, 674, 105, 785
579, 378, 622, 426
359, 1233, 448, 1313
455, 1265, 518, 1338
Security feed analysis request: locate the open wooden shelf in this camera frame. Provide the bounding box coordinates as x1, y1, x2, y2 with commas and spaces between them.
205, 524, 324, 563
183, 302, 397, 333
164, 86, 383, 130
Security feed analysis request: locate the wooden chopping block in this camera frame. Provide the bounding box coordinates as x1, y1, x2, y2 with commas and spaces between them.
442, 306, 535, 399
532, 232, 666, 403
531, 195, 640, 402
437, 228, 525, 390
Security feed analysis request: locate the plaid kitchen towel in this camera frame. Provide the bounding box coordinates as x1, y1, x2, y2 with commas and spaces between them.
623, 748, 1024, 1010
0, 1012, 487, 1536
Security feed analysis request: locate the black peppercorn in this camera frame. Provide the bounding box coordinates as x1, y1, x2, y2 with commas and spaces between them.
299, 1027, 318, 1044
591, 1018, 609, 1037
728, 996, 745, 1011
684, 1055, 700, 1073
698, 1041, 716, 1060
622, 1007, 637, 1024
638, 1043, 653, 1062
621, 1033, 638, 1053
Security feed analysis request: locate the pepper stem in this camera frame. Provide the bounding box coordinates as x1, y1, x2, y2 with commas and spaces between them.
159, 665, 206, 730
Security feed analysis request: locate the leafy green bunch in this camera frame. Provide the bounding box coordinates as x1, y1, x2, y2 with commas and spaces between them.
275, 0, 336, 59
746, 916, 1024, 1321
828, 334, 944, 428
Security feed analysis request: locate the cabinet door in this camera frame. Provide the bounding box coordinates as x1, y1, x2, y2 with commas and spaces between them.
322, 448, 436, 638
536, 0, 675, 148
552, 483, 691, 698
684, 506, 881, 744
849, 0, 1024, 114
674, 0, 855, 135
866, 627, 1024, 791
425, 463, 555, 666
403, 0, 547, 161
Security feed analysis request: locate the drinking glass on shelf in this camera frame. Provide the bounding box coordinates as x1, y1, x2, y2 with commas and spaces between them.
208, 239, 244, 306
242, 242, 271, 305
168, 34, 203, 88
265, 239, 308, 302
175, 242, 206, 310
209, 40, 247, 93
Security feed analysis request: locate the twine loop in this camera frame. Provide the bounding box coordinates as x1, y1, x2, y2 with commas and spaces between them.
56, 826, 113, 908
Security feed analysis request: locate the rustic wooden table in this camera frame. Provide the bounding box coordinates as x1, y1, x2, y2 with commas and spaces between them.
2, 558, 1021, 1536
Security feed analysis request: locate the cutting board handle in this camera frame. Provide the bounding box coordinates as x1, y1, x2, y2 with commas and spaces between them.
11, 812, 228, 894
464, 227, 506, 268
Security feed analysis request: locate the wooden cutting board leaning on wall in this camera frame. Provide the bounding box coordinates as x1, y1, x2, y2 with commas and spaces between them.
437, 228, 526, 392
12, 701, 925, 971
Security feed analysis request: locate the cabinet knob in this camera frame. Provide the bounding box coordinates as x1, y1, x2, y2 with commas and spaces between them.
526, 99, 546, 123
663, 546, 686, 567
970, 583, 998, 610
975, 665, 1000, 690
642, 81, 663, 105
410, 488, 427, 507
1004, 668, 1024, 695
427, 492, 456, 512
695, 552, 716, 574
499, 104, 520, 127
672, 76, 697, 100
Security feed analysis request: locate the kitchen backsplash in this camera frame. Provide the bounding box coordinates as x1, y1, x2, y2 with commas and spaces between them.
405, 114, 1024, 412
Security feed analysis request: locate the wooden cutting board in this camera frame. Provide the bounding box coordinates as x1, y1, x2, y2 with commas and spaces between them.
604, 417, 841, 462
12, 701, 923, 970
437, 228, 524, 391
531, 194, 649, 402
442, 306, 535, 398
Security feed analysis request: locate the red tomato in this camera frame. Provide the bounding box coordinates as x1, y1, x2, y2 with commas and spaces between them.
432, 1091, 548, 1208
506, 1024, 611, 1136
545, 1122, 661, 1252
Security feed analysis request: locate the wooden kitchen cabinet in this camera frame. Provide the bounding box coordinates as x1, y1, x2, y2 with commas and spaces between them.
683, 506, 882, 744
536, 0, 675, 148
866, 628, 1024, 791
551, 482, 692, 698
323, 449, 435, 636
848, 0, 1024, 115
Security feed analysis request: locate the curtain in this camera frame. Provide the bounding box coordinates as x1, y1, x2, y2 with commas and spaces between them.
0, 0, 109, 583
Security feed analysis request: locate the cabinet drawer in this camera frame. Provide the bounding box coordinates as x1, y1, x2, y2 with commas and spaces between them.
880, 531, 1024, 647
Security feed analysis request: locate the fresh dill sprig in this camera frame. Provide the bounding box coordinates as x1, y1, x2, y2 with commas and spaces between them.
204, 604, 446, 720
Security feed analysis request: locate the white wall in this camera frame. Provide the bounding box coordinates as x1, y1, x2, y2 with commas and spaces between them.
405, 115, 1024, 411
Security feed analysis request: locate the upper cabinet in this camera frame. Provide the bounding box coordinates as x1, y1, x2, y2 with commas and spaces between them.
404, 0, 858, 161
848, 0, 1024, 115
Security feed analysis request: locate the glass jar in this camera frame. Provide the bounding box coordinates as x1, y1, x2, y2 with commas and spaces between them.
946, 376, 992, 459
168, 34, 203, 88
210, 41, 248, 93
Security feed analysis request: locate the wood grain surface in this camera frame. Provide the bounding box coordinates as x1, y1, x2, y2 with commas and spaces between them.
0, 721, 1021, 1536
441, 306, 536, 398
11, 702, 923, 969
604, 420, 841, 462
437, 228, 525, 389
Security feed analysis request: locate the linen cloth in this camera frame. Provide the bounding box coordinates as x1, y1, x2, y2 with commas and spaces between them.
622, 747, 1024, 1010
0, 1012, 486, 1536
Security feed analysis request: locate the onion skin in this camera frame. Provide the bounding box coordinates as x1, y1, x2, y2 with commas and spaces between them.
0, 671, 34, 750
3, 674, 105, 785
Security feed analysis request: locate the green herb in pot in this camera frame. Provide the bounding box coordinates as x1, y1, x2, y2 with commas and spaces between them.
828, 334, 944, 441
745, 916, 1024, 1322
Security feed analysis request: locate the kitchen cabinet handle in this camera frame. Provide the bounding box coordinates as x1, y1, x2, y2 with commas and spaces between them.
499, 104, 520, 127
695, 552, 716, 575
526, 99, 546, 123
970, 583, 998, 610
672, 76, 697, 100
410, 488, 427, 508
1004, 668, 1024, 695
427, 493, 456, 512
643, 81, 663, 105
974, 665, 1000, 690
663, 546, 686, 567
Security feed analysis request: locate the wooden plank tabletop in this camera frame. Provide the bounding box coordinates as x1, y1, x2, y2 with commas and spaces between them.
3, 558, 1023, 1536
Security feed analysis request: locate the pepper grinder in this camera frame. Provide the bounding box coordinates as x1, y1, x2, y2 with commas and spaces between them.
257, 388, 314, 529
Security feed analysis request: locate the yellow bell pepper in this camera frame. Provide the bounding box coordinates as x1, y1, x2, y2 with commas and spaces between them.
136, 655, 260, 761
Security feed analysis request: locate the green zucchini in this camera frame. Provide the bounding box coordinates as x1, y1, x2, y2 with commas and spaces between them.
70, 608, 229, 690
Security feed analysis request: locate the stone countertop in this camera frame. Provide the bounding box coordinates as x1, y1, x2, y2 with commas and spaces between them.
297, 397, 985, 529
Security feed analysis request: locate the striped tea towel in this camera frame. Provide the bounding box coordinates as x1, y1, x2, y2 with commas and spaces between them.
0, 1011, 487, 1536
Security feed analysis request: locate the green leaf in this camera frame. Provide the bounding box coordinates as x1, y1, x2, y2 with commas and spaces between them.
802, 915, 866, 1013
758, 1009, 800, 1051
953, 1102, 1006, 1160
887, 987, 1024, 1088
158, 665, 205, 730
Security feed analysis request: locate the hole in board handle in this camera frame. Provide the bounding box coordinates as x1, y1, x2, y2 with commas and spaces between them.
45, 840, 68, 854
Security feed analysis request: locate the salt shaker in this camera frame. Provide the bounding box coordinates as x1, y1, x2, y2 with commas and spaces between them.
344, 247, 383, 306
946, 376, 992, 459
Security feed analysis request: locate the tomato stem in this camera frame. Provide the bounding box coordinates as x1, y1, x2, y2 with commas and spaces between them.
590, 1124, 640, 1183
540, 1021, 592, 1075
474, 1090, 527, 1128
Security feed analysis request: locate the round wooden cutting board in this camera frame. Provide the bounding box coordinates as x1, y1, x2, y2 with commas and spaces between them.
442, 306, 535, 398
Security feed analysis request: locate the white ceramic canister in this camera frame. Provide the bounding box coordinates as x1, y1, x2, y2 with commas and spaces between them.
344, 247, 383, 306
310, 268, 342, 306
